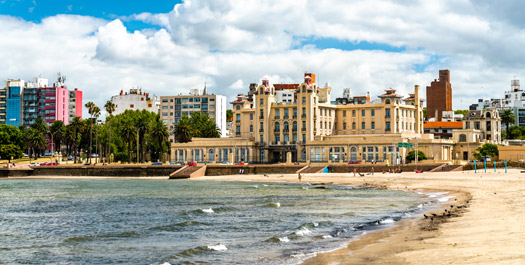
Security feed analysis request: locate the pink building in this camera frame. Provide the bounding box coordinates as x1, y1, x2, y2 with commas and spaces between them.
38, 85, 70, 125
69, 88, 83, 120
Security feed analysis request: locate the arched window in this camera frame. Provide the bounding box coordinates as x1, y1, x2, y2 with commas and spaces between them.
236, 105, 240, 110
385, 99, 391, 104
486, 112, 491, 118
459, 134, 467, 142
350, 147, 357, 161
283, 121, 289, 131
209, 149, 214, 162
274, 122, 280, 131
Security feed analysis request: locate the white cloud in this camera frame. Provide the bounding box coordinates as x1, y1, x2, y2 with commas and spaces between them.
1, 0, 525, 115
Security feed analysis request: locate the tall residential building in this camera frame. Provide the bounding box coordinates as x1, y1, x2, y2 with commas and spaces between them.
160, 88, 227, 140
110, 88, 160, 116
3, 80, 24, 126
69, 88, 83, 121
22, 78, 48, 126
38, 84, 70, 125
426, 69, 452, 121
0, 86, 5, 124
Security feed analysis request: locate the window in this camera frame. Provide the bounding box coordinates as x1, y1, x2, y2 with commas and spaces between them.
236, 105, 240, 110
284, 134, 289, 142
371, 122, 375, 129
250, 125, 253, 132
386, 99, 390, 104
465, 122, 470, 129
250, 113, 253, 120
343, 122, 347, 130
274, 122, 280, 131
302, 134, 306, 143
386, 122, 391, 131
293, 134, 297, 142
293, 121, 297, 131
371, 109, 375, 116
283, 121, 289, 131
362, 110, 365, 116
284, 108, 289, 118
260, 98, 264, 106
361, 122, 365, 129
293, 108, 297, 118
352, 110, 356, 117
302, 121, 306, 130
302, 97, 306, 104
275, 134, 280, 142
260, 135, 263, 143
236, 125, 240, 133
260, 122, 263, 131
162, 106, 168, 109
385, 108, 391, 118
275, 109, 280, 119
236, 114, 240, 123
302, 107, 306, 117
352, 122, 356, 130
260, 109, 264, 118
474, 122, 480, 130
343, 110, 346, 117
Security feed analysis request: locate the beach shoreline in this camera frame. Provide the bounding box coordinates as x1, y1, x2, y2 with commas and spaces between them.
194, 170, 524, 264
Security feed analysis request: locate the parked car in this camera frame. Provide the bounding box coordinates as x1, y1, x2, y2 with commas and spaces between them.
169, 162, 185, 165
187, 161, 197, 167
221, 161, 232, 165
152, 162, 163, 165
234, 161, 245, 165
41, 162, 57, 166
348, 161, 361, 164
29, 162, 40, 167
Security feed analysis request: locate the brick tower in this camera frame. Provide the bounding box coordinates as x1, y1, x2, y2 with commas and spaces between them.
426, 69, 452, 121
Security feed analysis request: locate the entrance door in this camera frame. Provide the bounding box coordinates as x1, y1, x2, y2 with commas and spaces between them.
463, 151, 468, 160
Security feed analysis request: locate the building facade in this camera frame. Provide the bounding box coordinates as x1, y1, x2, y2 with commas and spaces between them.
426, 69, 452, 121
160, 88, 227, 140
38, 85, 70, 125
4, 80, 24, 126
69, 88, 83, 121
423, 121, 463, 139
168, 73, 468, 165
110, 88, 160, 116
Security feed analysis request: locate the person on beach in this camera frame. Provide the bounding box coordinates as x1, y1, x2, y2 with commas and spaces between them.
353, 168, 357, 177
371, 167, 374, 175
298, 173, 302, 181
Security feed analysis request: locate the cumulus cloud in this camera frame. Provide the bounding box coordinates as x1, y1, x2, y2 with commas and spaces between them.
1, 0, 525, 115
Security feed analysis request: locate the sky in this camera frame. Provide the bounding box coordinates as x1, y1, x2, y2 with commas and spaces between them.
2, 0, 525, 117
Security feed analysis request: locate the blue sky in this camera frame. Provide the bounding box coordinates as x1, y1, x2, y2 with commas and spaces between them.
0, 0, 180, 21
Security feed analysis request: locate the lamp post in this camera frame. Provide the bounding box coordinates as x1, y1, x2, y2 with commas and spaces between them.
136, 128, 139, 164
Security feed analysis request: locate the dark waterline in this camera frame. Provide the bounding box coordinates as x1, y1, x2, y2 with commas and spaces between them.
0, 179, 432, 264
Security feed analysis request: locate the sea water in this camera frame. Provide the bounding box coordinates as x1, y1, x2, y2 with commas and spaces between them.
0, 179, 433, 264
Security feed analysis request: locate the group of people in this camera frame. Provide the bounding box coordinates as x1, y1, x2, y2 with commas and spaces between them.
351, 167, 405, 176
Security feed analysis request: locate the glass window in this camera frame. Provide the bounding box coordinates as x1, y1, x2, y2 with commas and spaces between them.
371, 109, 375, 116
250, 113, 253, 120
352, 122, 356, 129
361, 110, 365, 116
302, 97, 306, 104
250, 125, 253, 132
361, 122, 365, 129
343, 110, 346, 117
302, 134, 306, 143
385, 108, 391, 118
371, 122, 375, 129
260, 98, 264, 106
386, 122, 391, 131
236, 114, 240, 122
352, 110, 356, 117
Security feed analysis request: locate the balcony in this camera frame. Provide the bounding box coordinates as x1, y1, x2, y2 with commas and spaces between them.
259, 128, 264, 132
271, 141, 281, 145
259, 116, 264, 119
283, 115, 289, 119
274, 128, 280, 132
283, 128, 289, 132
292, 127, 297, 132
236, 131, 241, 136
293, 115, 297, 119
302, 128, 306, 131
274, 116, 280, 119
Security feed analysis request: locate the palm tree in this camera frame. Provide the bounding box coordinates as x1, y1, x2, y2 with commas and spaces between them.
174, 116, 193, 143
104, 101, 116, 163
49, 120, 65, 155
201, 119, 221, 138
69, 116, 83, 163
501, 109, 515, 140
135, 110, 149, 163
25, 128, 47, 159
31, 117, 48, 135
85, 101, 96, 163
92, 106, 101, 163
121, 118, 136, 163
149, 114, 169, 161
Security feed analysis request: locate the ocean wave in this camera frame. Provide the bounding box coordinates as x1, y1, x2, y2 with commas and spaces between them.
175, 244, 227, 257
149, 221, 209, 231
207, 244, 227, 251
201, 208, 214, 213
265, 236, 290, 243
63, 231, 140, 243
294, 227, 312, 236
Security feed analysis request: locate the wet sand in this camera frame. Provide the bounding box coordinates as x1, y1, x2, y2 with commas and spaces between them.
196, 169, 525, 264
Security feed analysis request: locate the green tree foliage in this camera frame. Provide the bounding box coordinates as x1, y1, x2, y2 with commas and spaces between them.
0, 144, 23, 162
454, 110, 469, 116
49, 120, 65, 154
473, 143, 499, 160
423, 107, 427, 120
173, 112, 220, 143
500, 109, 515, 140
149, 113, 169, 161
85, 101, 96, 163
405, 150, 427, 163
226, 109, 233, 120
0, 124, 24, 148
31, 117, 48, 135
104, 101, 116, 163
506, 125, 524, 140
24, 128, 47, 159
174, 115, 193, 143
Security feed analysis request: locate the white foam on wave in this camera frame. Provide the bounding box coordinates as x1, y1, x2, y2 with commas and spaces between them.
202, 208, 214, 213
159, 262, 171, 265
252, 185, 259, 189
313, 222, 319, 227
438, 196, 453, 202
295, 227, 312, 236
263, 184, 268, 186
322, 235, 333, 239
380, 218, 395, 224
207, 244, 227, 251
417, 204, 423, 208
279, 236, 290, 242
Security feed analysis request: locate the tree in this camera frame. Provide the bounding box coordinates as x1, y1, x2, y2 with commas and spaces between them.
473, 143, 499, 160
423, 107, 427, 120
0, 144, 23, 163
85, 101, 96, 163
69, 116, 83, 163
0, 124, 24, 148
454, 110, 469, 117
405, 150, 427, 163
120, 117, 136, 163
104, 101, 116, 163
49, 120, 65, 155
149, 113, 169, 161
507, 125, 523, 140
174, 115, 194, 143
501, 109, 515, 140
31, 117, 48, 135
25, 128, 47, 159
226, 109, 233, 121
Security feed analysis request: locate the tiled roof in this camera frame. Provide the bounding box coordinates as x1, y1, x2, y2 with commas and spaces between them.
423, 121, 463, 129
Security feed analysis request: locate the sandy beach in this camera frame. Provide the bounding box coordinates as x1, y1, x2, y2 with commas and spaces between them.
196, 169, 525, 264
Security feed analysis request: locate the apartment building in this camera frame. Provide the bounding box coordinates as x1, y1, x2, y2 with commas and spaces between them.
110, 88, 160, 116
160, 88, 227, 140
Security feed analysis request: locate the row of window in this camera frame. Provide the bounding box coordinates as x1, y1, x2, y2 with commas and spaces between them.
161, 97, 215, 103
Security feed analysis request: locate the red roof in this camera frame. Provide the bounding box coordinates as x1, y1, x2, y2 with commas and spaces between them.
274, 84, 298, 90
423, 121, 463, 129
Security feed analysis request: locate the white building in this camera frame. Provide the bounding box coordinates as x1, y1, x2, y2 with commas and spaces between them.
110, 88, 160, 116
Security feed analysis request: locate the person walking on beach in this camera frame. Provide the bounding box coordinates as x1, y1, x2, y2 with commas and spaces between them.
371, 167, 374, 176
298, 173, 302, 181
353, 168, 357, 177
